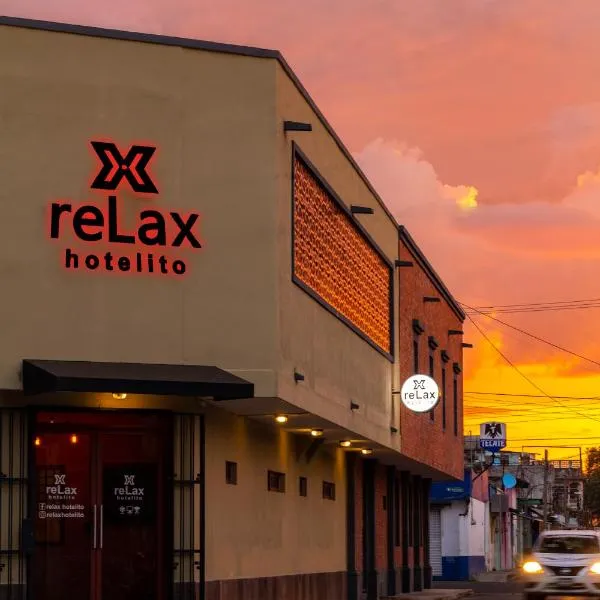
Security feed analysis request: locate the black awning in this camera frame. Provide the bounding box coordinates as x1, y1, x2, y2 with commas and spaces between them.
22, 359, 254, 400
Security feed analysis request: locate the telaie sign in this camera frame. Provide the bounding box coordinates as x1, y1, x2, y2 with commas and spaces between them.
479, 422, 507, 451
47, 140, 202, 277
399, 374, 440, 413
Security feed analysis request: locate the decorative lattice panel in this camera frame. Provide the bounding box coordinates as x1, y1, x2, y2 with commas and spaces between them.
292, 153, 392, 355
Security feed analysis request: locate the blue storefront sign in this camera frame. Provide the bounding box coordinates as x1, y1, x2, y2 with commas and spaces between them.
430, 469, 472, 502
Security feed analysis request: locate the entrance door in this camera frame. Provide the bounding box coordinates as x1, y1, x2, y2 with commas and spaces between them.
31, 411, 169, 600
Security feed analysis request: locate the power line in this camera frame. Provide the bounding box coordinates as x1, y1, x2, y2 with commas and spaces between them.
470, 297, 600, 309
464, 313, 600, 424
464, 304, 600, 315
461, 302, 600, 368
462, 297, 600, 315
503, 437, 600, 442
466, 391, 600, 400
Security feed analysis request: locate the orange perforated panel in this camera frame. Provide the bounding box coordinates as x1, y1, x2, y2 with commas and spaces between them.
292, 152, 392, 356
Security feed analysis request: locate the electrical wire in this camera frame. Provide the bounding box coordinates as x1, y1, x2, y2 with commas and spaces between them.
466, 391, 600, 400
464, 313, 600, 424
461, 302, 600, 368
463, 297, 600, 315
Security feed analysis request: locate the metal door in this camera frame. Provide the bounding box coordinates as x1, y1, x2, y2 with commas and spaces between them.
429, 507, 442, 578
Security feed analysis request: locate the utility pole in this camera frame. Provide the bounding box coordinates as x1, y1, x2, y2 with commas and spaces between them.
542, 449, 549, 532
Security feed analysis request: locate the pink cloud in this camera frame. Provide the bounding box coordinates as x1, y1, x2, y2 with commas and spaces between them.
354, 138, 600, 370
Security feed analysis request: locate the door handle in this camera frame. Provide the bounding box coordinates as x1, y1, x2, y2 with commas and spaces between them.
93, 505, 97, 549
99, 505, 104, 549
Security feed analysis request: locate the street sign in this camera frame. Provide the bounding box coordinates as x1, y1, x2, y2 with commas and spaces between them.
479, 422, 507, 451
399, 375, 440, 413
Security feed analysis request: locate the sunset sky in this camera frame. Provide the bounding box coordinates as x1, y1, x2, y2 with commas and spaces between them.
4, 0, 600, 461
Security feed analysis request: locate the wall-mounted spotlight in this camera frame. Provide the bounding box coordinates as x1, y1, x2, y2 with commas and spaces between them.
462, 343, 474, 348
448, 330, 463, 336
275, 415, 288, 424
395, 260, 414, 268
441, 350, 450, 363
310, 429, 324, 437
113, 393, 127, 400
424, 296, 441, 303
340, 440, 352, 448
283, 121, 312, 132
361, 448, 374, 455
294, 370, 305, 383
390, 426, 398, 434
350, 205, 374, 215
350, 401, 360, 411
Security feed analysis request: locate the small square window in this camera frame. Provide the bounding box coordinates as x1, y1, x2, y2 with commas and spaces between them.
323, 481, 336, 500
268, 470, 285, 493
299, 476, 308, 497
225, 461, 237, 485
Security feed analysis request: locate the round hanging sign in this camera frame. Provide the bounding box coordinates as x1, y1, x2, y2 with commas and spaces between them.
399, 374, 440, 413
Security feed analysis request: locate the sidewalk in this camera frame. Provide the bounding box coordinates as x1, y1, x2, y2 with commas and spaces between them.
472, 569, 519, 583
382, 589, 474, 600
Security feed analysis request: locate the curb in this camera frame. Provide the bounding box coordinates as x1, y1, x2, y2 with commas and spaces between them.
382, 590, 474, 600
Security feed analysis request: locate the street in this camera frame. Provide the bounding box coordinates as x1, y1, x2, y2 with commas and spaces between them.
434, 581, 524, 599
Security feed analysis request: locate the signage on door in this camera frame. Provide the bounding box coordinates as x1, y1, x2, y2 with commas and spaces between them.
103, 464, 157, 522
399, 374, 440, 412
46, 139, 203, 278
479, 422, 507, 451
38, 472, 85, 519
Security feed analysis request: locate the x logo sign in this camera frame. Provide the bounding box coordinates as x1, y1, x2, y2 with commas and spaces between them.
90, 141, 158, 194
413, 379, 426, 390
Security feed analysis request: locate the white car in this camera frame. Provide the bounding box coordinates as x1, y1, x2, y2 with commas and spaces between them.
521, 530, 600, 598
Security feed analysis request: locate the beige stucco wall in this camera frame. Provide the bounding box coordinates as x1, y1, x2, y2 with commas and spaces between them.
0, 24, 279, 396
1, 21, 404, 454
274, 65, 401, 451
204, 405, 346, 580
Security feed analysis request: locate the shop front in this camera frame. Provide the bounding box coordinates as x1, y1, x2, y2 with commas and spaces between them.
1, 361, 253, 600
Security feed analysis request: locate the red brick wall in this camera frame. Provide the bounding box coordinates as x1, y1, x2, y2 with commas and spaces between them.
398, 235, 464, 480
375, 464, 387, 570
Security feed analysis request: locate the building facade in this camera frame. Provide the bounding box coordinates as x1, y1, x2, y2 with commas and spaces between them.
0, 16, 465, 600
429, 469, 490, 581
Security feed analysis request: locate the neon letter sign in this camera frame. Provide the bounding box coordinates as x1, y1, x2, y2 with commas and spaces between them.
47, 140, 202, 277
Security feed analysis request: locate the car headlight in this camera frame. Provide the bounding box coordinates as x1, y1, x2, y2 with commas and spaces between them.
523, 561, 543, 574
590, 562, 600, 575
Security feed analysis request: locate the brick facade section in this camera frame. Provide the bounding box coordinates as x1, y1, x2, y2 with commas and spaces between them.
398, 232, 464, 481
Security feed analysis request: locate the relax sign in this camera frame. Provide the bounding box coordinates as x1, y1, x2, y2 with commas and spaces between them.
399, 374, 440, 413
47, 140, 202, 277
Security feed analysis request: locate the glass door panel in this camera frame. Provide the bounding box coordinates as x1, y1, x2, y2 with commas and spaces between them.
98, 431, 164, 600
32, 431, 93, 600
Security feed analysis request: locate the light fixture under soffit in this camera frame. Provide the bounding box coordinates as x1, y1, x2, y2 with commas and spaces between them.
70, 434, 78, 444
339, 440, 352, 448
34, 437, 41, 447
361, 448, 373, 455
275, 415, 288, 424
310, 429, 323, 437
112, 393, 127, 400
